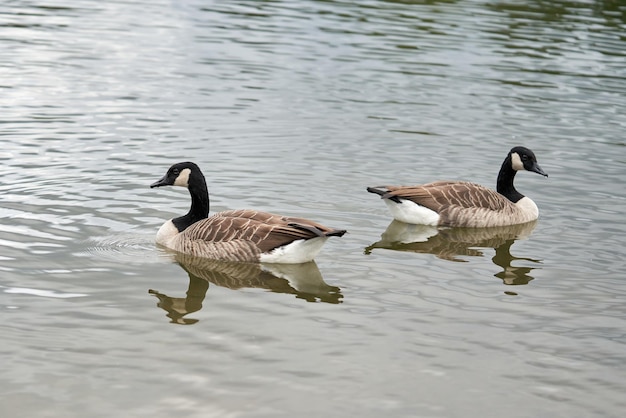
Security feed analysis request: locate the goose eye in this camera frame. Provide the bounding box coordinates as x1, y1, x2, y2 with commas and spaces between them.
522, 154, 529, 161
172, 168, 180, 176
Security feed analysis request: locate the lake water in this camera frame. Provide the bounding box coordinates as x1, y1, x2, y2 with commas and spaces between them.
1, 0, 625, 417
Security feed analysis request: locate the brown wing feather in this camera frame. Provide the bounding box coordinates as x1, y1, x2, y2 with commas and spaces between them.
179, 209, 342, 253
383, 181, 510, 212
213, 209, 343, 236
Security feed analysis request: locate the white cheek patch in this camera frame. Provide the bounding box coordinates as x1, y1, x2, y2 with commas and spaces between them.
173, 168, 191, 187
511, 152, 524, 171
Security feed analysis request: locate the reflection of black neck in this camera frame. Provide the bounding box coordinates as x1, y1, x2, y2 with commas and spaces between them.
492, 239, 537, 286
150, 273, 210, 325
173, 175, 210, 232
496, 155, 524, 203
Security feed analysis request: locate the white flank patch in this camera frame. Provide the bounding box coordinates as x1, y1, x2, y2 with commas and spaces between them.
156, 219, 180, 246
260, 237, 329, 264
511, 152, 524, 171
384, 199, 440, 226
173, 168, 191, 187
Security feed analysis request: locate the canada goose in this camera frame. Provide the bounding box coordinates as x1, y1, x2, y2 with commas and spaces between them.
150, 162, 346, 263
367, 146, 548, 227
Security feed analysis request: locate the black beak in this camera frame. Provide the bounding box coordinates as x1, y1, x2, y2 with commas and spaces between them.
530, 162, 548, 177
150, 175, 170, 188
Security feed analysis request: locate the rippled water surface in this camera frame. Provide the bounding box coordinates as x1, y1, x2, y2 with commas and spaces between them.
1, 1, 625, 417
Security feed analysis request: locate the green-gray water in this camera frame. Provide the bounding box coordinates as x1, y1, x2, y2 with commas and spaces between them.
1, 1, 625, 417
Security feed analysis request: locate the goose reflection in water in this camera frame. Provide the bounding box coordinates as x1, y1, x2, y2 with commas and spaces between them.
150, 253, 342, 324
365, 220, 541, 286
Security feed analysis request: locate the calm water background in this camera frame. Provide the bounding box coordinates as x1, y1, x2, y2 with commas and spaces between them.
1, 0, 625, 417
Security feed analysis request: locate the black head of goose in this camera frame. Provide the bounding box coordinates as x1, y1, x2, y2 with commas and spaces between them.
150, 162, 346, 263
367, 146, 548, 228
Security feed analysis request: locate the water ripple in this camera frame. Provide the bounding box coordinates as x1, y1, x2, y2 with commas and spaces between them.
3, 286, 87, 299
1, 0, 625, 417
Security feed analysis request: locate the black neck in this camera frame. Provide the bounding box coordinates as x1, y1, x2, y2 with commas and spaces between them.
172, 177, 210, 232
496, 155, 524, 203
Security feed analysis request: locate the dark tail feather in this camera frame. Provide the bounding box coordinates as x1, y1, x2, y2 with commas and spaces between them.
288, 223, 347, 238
366, 186, 386, 197
325, 228, 347, 238
367, 186, 402, 203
